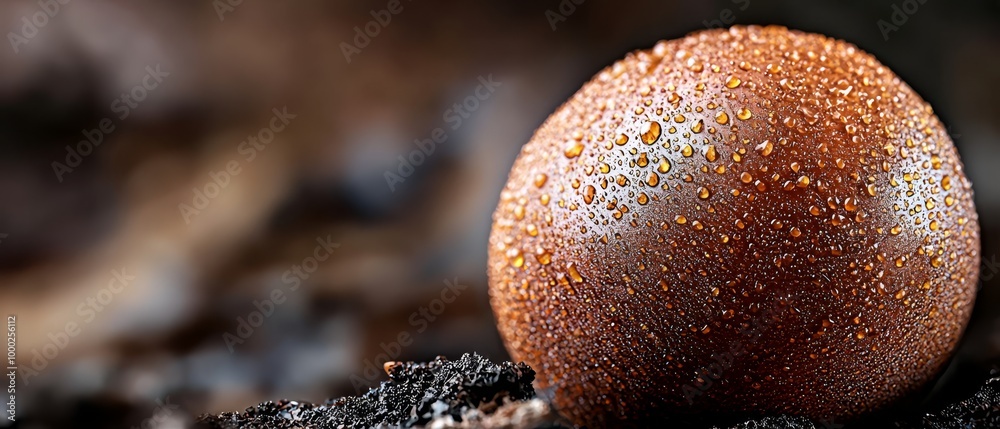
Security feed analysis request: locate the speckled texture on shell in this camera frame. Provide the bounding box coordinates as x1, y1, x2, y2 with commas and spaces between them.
487, 26, 980, 426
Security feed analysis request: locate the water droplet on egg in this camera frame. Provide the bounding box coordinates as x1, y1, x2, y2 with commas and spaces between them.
658, 159, 672, 173
640, 121, 662, 144
705, 145, 718, 162
755, 140, 774, 156
565, 142, 584, 158
567, 263, 584, 283
737, 107, 752, 120
534, 173, 548, 188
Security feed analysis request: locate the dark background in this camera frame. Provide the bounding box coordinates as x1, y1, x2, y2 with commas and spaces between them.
0, 0, 998, 427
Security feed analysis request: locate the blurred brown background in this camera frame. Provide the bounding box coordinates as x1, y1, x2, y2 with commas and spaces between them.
0, 0, 998, 427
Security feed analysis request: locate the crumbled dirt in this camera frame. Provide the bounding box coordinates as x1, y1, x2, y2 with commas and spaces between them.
197, 355, 1000, 429
721, 416, 824, 429
715, 377, 1000, 429
196, 353, 552, 428
423, 398, 566, 429
895, 376, 1000, 429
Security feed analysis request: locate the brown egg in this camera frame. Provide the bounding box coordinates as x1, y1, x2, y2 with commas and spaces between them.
487, 26, 980, 426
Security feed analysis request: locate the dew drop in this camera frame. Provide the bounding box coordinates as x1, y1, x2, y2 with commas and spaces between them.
658, 159, 672, 173
640, 121, 662, 144
737, 107, 752, 120
755, 140, 774, 156
583, 185, 596, 204
535, 248, 552, 265
691, 119, 704, 133
507, 248, 524, 268
567, 263, 585, 282
705, 145, 718, 162
844, 198, 857, 212
565, 142, 584, 158
642, 171, 659, 186
534, 173, 548, 188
